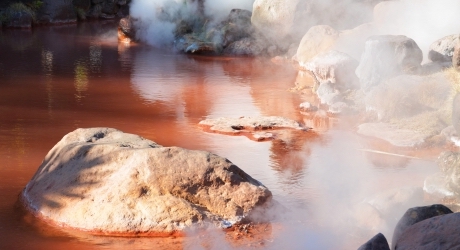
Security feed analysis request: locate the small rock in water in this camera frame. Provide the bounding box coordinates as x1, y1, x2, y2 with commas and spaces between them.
299, 102, 318, 112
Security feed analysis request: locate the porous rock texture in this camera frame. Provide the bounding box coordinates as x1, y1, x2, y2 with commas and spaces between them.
21, 128, 272, 235
355, 35, 423, 92
391, 204, 453, 250
394, 212, 460, 250
428, 34, 460, 63
302, 50, 359, 90
198, 116, 308, 135
295, 25, 339, 65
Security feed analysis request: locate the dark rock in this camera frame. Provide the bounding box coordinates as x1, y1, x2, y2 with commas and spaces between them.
37, 0, 77, 24
86, 4, 102, 19
92, 0, 104, 4
101, 0, 118, 15
223, 37, 263, 56
454, 93, 460, 134
175, 34, 218, 54
428, 34, 460, 63
355, 35, 423, 92
394, 212, 460, 250
357, 233, 390, 250
72, 0, 91, 11
391, 204, 452, 250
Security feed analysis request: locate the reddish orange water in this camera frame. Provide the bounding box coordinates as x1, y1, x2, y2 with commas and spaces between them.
0, 22, 442, 249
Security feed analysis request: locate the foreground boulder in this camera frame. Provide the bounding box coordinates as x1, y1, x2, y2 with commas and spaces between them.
391, 204, 453, 250
357, 233, 390, 250
394, 212, 460, 250
428, 34, 460, 63
355, 35, 423, 92
21, 128, 272, 235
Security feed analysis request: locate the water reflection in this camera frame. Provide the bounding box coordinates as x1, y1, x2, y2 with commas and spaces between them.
74, 61, 89, 102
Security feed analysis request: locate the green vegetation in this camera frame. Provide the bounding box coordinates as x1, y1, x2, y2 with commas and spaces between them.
75, 7, 86, 20
1, 2, 38, 22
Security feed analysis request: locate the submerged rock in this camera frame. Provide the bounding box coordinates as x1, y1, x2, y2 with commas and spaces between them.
355, 35, 423, 92
357, 233, 390, 250
21, 128, 272, 235
391, 204, 453, 250
394, 212, 460, 250
198, 116, 309, 141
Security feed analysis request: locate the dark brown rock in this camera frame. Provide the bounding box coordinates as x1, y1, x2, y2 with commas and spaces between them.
394, 212, 460, 250
357, 233, 390, 250
391, 204, 453, 250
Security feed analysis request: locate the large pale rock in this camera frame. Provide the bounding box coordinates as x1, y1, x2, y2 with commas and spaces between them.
357, 233, 390, 250
355, 35, 423, 91
302, 50, 359, 90
37, 0, 77, 24
295, 25, 339, 65
391, 204, 452, 250
428, 34, 460, 63
394, 212, 460, 250
335, 23, 379, 61
454, 42, 460, 71
21, 128, 272, 235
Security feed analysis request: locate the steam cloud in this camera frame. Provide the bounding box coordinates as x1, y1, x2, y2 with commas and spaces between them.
129, 0, 254, 47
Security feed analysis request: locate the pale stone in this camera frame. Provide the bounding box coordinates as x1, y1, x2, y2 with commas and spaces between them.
22, 128, 272, 235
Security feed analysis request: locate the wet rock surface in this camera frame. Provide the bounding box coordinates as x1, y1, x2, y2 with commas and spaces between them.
198, 116, 309, 141
21, 128, 272, 235
303, 50, 359, 90
355, 35, 423, 92
394, 212, 460, 250
357, 233, 390, 250
391, 204, 453, 250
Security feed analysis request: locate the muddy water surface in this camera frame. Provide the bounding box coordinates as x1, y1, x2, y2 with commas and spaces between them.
0, 22, 441, 249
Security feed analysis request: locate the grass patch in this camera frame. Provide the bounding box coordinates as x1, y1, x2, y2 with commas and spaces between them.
444, 67, 460, 93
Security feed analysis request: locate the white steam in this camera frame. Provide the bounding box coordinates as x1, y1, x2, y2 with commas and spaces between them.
373, 0, 460, 60
130, 0, 254, 47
